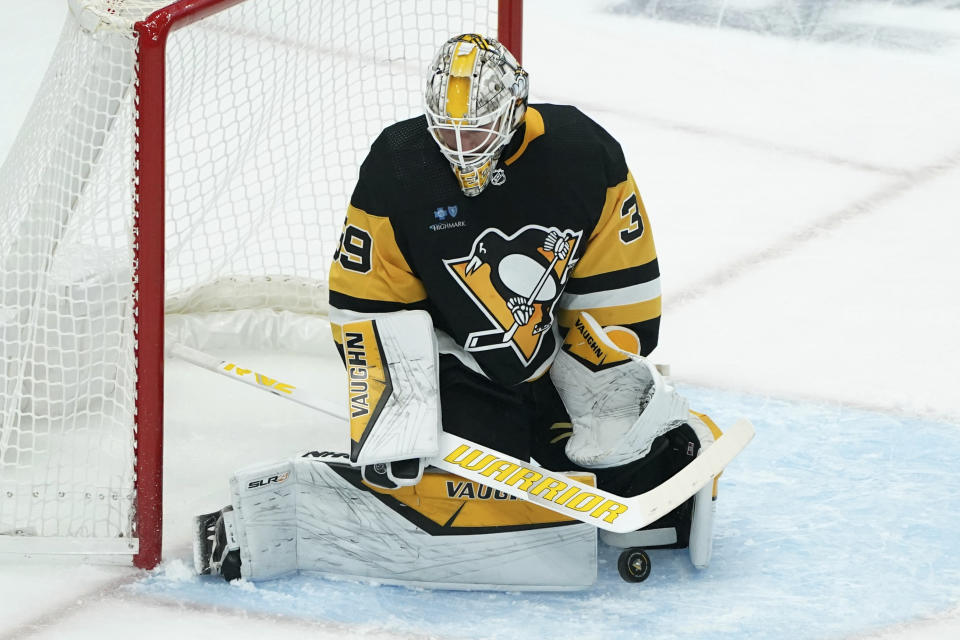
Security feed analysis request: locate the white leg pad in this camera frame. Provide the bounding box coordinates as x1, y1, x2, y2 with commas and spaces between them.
230, 459, 299, 581
229, 456, 598, 589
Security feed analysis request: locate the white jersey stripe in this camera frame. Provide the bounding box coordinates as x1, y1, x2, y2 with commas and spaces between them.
559, 278, 661, 310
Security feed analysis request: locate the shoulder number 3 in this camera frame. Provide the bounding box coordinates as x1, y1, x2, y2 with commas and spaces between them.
619, 193, 644, 244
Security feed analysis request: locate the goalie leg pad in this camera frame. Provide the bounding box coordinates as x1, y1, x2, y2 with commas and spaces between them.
229, 459, 299, 581
227, 453, 598, 590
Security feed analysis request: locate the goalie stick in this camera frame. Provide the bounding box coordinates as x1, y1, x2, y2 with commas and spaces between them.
170, 343, 754, 534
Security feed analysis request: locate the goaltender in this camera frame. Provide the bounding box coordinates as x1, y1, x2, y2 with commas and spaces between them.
194, 34, 730, 589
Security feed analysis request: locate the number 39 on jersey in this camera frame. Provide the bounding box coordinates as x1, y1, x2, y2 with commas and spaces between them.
334, 224, 373, 274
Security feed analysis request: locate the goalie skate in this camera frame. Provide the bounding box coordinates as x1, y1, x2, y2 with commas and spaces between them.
193, 506, 242, 581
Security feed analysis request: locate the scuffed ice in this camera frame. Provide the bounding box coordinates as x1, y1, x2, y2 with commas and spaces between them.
132, 386, 960, 640
611, 0, 960, 51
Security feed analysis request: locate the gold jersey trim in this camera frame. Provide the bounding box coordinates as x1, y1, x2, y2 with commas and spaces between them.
572, 171, 657, 279
558, 297, 661, 329
504, 107, 545, 166
329, 204, 428, 306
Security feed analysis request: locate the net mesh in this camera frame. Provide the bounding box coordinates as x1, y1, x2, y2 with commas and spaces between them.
0, 0, 498, 552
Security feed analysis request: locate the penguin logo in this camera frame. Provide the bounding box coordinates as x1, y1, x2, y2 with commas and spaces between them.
444, 224, 582, 365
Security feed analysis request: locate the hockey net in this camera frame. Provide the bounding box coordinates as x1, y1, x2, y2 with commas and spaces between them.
0, 0, 517, 568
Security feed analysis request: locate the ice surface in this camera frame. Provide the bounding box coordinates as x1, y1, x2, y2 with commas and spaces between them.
126, 386, 960, 640
611, 0, 960, 52
2, 0, 960, 638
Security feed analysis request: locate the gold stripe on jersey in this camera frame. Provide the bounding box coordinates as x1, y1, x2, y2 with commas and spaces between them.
504, 106, 544, 166
558, 171, 660, 332
329, 204, 428, 306
558, 297, 661, 330
569, 171, 657, 279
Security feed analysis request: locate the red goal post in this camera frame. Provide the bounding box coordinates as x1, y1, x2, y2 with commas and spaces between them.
0, 0, 523, 570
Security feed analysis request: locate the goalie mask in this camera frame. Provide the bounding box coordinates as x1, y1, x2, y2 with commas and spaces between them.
424, 34, 528, 197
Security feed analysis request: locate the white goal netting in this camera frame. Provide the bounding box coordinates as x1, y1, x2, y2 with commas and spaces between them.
0, 0, 500, 559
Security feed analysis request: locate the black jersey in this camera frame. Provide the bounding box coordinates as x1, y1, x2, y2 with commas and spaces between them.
329, 105, 661, 387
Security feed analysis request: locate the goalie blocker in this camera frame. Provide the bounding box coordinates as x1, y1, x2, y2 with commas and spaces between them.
339, 310, 441, 487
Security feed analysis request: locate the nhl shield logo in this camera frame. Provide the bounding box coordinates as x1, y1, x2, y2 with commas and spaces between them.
444, 224, 582, 365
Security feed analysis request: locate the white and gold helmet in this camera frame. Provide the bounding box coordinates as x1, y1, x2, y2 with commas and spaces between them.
424, 34, 528, 197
